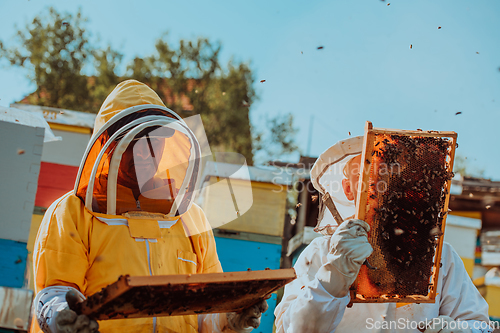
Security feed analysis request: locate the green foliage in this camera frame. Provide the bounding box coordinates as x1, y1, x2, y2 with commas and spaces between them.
253, 113, 300, 164
2, 8, 91, 110
0, 7, 122, 112
125, 34, 257, 163
90, 45, 123, 110
454, 155, 485, 178
1, 7, 299, 165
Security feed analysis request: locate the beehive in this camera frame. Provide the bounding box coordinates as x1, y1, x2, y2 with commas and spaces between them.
352, 121, 457, 303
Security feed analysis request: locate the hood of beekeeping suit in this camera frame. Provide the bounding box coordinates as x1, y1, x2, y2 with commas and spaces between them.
73, 80, 202, 218
310, 136, 363, 230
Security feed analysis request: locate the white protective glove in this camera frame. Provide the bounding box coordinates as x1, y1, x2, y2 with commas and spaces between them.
54, 290, 99, 333
316, 219, 373, 298
422, 315, 472, 333
226, 299, 268, 333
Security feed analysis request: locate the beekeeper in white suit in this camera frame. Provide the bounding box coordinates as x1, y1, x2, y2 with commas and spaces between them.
274, 136, 493, 333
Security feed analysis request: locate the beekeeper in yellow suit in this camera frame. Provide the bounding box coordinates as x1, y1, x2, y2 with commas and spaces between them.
32, 80, 267, 333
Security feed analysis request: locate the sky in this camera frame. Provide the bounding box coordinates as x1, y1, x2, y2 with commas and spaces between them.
1, 0, 499, 179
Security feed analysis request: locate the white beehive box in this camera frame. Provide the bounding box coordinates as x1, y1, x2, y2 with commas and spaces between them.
444, 215, 482, 277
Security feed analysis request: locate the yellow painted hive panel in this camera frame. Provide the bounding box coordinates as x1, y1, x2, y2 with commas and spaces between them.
201, 177, 287, 237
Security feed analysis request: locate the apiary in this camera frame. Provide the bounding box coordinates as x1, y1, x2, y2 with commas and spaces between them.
352, 121, 457, 303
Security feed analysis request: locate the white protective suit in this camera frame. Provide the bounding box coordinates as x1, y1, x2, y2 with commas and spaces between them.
274, 136, 493, 333
275, 237, 492, 333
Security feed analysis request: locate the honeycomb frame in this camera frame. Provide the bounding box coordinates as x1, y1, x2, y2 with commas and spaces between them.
350, 121, 457, 304
70, 269, 296, 320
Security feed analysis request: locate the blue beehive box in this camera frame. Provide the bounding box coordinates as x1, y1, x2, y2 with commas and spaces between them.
214, 235, 282, 333
0, 239, 28, 288
198, 162, 294, 333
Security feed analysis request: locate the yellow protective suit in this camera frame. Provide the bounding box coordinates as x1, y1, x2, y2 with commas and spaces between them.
32, 80, 226, 333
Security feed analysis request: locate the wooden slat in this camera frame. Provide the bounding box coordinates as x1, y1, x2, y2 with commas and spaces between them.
365, 128, 457, 138
213, 229, 283, 245
428, 134, 457, 299
127, 269, 295, 286
0, 286, 33, 331
349, 121, 375, 307
353, 295, 435, 303
49, 123, 92, 134
356, 121, 375, 221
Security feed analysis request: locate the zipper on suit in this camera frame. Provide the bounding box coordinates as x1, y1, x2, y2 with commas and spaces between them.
145, 239, 157, 333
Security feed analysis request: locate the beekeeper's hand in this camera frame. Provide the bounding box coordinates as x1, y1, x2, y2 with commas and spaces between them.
316, 219, 373, 298
422, 315, 472, 333
227, 299, 268, 333
54, 290, 99, 333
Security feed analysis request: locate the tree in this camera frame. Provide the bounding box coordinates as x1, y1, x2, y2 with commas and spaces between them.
253, 113, 300, 164
89, 45, 123, 111
3, 8, 85, 110
125, 34, 258, 163
0, 7, 122, 112
1, 8, 298, 165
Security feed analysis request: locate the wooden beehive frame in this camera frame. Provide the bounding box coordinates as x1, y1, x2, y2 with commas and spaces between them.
71, 269, 296, 320
350, 121, 457, 304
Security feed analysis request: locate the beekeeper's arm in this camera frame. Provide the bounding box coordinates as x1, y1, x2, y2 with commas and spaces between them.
33, 195, 98, 333
274, 219, 373, 332
423, 243, 493, 333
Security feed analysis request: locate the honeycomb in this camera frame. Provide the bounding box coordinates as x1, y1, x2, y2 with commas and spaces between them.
356, 134, 454, 300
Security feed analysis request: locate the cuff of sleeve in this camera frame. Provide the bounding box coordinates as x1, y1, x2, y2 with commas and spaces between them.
34, 286, 85, 333
311, 277, 351, 304
198, 313, 241, 333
